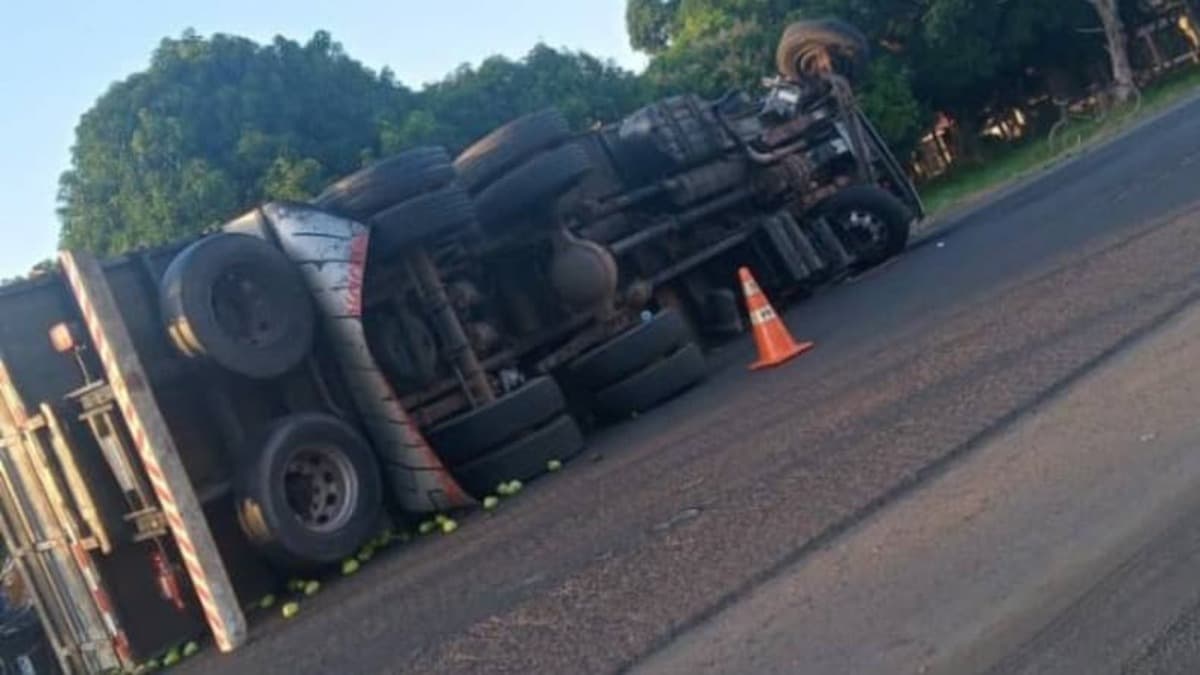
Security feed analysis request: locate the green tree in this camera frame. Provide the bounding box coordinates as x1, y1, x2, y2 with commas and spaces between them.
59, 34, 648, 256
643, 17, 775, 97
400, 45, 650, 152
636, 0, 789, 96
626, 0, 1110, 152
58, 30, 416, 255
627, 0, 681, 53
857, 55, 926, 157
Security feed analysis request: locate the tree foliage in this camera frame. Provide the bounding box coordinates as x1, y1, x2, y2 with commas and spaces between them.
383, 45, 649, 153
59, 1, 1170, 255
627, 0, 681, 53
59, 30, 414, 255
59, 33, 648, 256
629, 0, 1123, 151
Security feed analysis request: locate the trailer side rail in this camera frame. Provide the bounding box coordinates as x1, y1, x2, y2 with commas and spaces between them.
60, 250, 247, 653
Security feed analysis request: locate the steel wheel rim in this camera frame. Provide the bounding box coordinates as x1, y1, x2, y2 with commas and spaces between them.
283, 444, 359, 533
210, 263, 287, 348
838, 209, 887, 257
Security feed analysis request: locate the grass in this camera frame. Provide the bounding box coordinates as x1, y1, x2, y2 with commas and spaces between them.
919, 65, 1200, 219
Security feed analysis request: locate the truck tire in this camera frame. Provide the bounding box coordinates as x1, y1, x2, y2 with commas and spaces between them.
368, 183, 478, 257
568, 310, 691, 390
236, 414, 383, 571
426, 377, 566, 467
314, 146, 455, 221
594, 343, 706, 418
455, 109, 572, 193
450, 414, 585, 498
817, 184, 913, 267
776, 19, 870, 83
160, 233, 314, 379
473, 144, 593, 228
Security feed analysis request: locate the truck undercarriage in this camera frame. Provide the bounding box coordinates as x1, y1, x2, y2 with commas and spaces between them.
0, 19, 925, 672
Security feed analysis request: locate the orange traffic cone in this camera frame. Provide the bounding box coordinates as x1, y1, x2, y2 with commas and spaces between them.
739, 267, 814, 370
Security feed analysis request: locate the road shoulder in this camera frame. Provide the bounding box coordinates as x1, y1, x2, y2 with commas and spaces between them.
911, 89, 1200, 248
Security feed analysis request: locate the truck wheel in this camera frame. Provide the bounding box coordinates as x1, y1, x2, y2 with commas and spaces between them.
368, 183, 478, 258
594, 343, 707, 418
160, 233, 314, 379
236, 414, 383, 571
473, 144, 593, 228
314, 146, 455, 222
426, 377, 566, 467
568, 310, 691, 390
455, 109, 572, 193
776, 19, 870, 83
817, 184, 913, 267
450, 415, 585, 498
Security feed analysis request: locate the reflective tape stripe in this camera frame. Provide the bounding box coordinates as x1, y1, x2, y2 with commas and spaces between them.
59, 251, 245, 653
750, 306, 778, 326
71, 543, 132, 665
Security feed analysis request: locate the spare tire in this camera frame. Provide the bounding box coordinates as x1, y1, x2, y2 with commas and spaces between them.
474, 144, 593, 228
455, 109, 572, 193
776, 19, 870, 83
236, 414, 383, 571
160, 233, 314, 379
314, 146, 455, 221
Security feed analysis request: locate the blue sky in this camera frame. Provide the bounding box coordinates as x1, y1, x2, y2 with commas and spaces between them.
0, 1, 645, 279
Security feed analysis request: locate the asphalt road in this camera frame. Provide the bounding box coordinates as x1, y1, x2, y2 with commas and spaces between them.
186, 93, 1200, 675
639, 281, 1200, 675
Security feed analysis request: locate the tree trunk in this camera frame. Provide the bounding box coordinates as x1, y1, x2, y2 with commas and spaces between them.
950, 111, 983, 165
1088, 0, 1138, 103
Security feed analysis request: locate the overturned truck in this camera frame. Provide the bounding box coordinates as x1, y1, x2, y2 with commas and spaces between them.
0, 20, 921, 672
